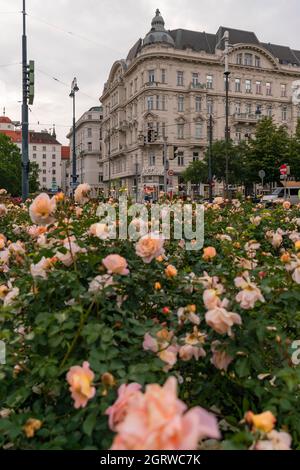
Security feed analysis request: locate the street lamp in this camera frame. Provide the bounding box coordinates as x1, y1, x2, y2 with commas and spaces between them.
69, 77, 79, 194
223, 30, 230, 200
255, 105, 262, 119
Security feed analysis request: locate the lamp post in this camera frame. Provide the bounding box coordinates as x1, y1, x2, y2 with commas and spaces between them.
69, 77, 79, 194
208, 114, 213, 203
223, 30, 230, 200
21, 0, 29, 201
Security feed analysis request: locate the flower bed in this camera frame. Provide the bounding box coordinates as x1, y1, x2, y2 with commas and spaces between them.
0, 189, 299, 450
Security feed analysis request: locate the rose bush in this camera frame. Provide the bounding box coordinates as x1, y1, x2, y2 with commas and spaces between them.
0, 190, 299, 449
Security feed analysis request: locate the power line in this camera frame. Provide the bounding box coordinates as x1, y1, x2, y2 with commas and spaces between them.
27, 13, 123, 55
0, 62, 21, 68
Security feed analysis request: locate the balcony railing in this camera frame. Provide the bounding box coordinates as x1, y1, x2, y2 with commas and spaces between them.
232, 113, 258, 123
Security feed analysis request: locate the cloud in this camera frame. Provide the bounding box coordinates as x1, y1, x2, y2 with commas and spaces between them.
0, 0, 299, 144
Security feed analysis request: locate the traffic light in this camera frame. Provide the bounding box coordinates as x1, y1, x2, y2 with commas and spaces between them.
147, 129, 158, 143
28, 60, 34, 105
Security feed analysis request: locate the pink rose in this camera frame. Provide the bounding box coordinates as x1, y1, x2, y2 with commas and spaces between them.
205, 307, 242, 336
102, 254, 129, 275
105, 383, 142, 431
211, 340, 233, 371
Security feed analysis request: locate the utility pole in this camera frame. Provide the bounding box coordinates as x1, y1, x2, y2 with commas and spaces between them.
208, 114, 213, 203
224, 30, 230, 200
135, 155, 139, 202
69, 78, 79, 195
22, 0, 29, 201
163, 136, 168, 194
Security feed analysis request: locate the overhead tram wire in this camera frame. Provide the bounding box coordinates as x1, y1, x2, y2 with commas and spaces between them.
26, 13, 124, 55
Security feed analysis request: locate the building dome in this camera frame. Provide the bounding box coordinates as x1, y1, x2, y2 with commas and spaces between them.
143, 9, 175, 47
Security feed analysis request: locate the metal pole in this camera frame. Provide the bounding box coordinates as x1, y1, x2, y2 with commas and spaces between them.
72, 93, 76, 193
208, 114, 213, 203
163, 137, 168, 194
108, 132, 111, 196
135, 155, 138, 202
22, 0, 29, 201
224, 30, 230, 200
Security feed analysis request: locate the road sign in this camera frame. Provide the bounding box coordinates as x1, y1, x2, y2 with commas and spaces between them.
280, 164, 287, 175
258, 170, 265, 179
167, 169, 174, 176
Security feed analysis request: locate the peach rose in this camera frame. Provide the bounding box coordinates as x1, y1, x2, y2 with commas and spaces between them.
29, 193, 56, 225
245, 410, 276, 433
179, 344, 206, 361
203, 289, 220, 310
110, 377, 220, 450
205, 306, 242, 336
74, 183, 91, 205
211, 340, 233, 371
23, 418, 42, 438
0, 204, 7, 217
135, 233, 165, 263
254, 430, 292, 450
105, 382, 142, 431
282, 200, 291, 210
202, 246, 217, 261
102, 254, 129, 275
89, 222, 109, 239
165, 264, 177, 278
66, 361, 96, 409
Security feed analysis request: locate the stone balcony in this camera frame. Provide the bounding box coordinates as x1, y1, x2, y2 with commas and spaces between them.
231, 113, 258, 124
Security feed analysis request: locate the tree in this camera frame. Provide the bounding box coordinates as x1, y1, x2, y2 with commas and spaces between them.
0, 133, 22, 195
29, 161, 40, 194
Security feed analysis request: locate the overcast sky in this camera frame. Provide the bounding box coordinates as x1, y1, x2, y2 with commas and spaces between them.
1, 0, 300, 144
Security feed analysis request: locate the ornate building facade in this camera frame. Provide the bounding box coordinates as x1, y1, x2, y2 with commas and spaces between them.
100, 9, 300, 198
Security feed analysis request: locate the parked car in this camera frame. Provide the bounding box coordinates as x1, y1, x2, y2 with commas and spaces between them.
261, 186, 300, 205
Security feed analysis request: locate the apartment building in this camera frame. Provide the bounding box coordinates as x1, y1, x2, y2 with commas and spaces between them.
100, 9, 300, 198
65, 106, 103, 195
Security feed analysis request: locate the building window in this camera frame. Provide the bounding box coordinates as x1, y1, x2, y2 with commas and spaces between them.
52, 161, 56, 167
236, 53, 243, 65
178, 95, 184, 112
192, 73, 199, 86
206, 75, 213, 89
134, 77, 138, 92
195, 96, 201, 112
235, 102, 241, 115
52, 170, 56, 175
281, 84, 287, 97
162, 122, 166, 138
52, 146, 56, 151
235, 78, 241, 92
149, 152, 155, 166
43, 154, 46, 159
255, 56, 261, 67
245, 79, 252, 93
244, 53, 253, 66
33, 153, 36, 159
282, 106, 287, 121
256, 81, 262, 94
52, 154, 56, 159
245, 103, 252, 115
33, 145, 36, 151
88, 142, 92, 151
98, 174, 103, 183
207, 98, 213, 115
267, 106, 273, 117
147, 96, 154, 110
266, 82, 272, 96
156, 95, 160, 110
193, 152, 199, 162
87, 128, 92, 137
235, 131, 242, 142
161, 69, 166, 83
177, 152, 184, 166
148, 69, 155, 83
177, 123, 184, 139
43, 162, 46, 167
177, 71, 184, 86
43, 177, 46, 183
42, 169, 46, 174
195, 122, 203, 138
42, 146, 46, 151
161, 95, 166, 111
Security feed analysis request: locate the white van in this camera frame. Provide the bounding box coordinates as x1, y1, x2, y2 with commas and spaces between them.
262, 186, 300, 205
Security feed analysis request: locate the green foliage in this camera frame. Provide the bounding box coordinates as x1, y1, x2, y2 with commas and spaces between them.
0, 134, 22, 196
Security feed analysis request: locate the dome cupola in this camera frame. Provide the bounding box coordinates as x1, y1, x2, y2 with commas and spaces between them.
143, 9, 175, 47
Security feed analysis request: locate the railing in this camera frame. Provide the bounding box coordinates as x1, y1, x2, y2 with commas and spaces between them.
232, 113, 258, 122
